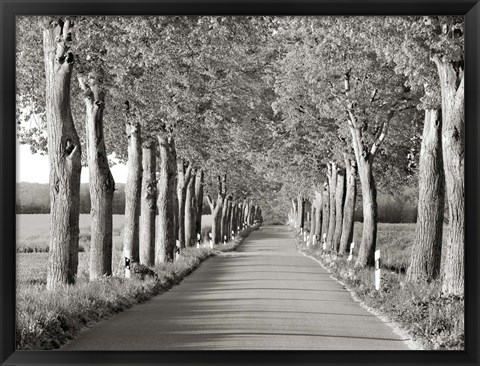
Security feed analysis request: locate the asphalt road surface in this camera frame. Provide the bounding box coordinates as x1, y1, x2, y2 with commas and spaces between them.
62, 226, 412, 350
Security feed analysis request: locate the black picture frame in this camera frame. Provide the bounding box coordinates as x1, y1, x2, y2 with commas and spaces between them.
1, 1, 479, 365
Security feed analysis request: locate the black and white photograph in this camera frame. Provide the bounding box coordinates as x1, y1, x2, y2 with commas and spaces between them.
11, 12, 467, 353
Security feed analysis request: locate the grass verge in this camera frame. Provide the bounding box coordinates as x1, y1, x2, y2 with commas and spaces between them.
292, 227, 464, 350
16, 225, 258, 350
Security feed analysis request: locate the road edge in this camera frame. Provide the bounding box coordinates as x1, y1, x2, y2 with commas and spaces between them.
299, 251, 424, 351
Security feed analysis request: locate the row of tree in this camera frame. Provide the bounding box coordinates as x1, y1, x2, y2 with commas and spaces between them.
18, 17, 266, 289
17, 16, 463, 296
272, 17, 463, 296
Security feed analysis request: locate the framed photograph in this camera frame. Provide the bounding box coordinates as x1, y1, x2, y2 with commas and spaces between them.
1, 0, 479, 365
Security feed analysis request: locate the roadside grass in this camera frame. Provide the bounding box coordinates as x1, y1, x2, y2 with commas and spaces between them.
16, 223, 257, 350
293, 224, 464, 350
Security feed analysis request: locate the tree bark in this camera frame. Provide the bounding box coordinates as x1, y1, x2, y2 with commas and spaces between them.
44, 19, 82, 289
230, 203, 237, 239
140, 139, 157, 266
78, 72, 115, 279
156, 130, 176, 263
176, 160, 193, 250
333, 169, 346, 252
195, 170, 204, 238
220, 195, 229, 242
406, 109, 444, 282
321, 184, 329, 243
326, 162, 337, 251
310, 198, 316, 244
206, 175, 226, 245
339, 158, 357, 256
297, 195, 305, 230
354, 158, 378, 268
249, 204, 255, 226
124, 121, 142, 265
237, 203, 243, 231
314, 190, 323, 245
185, 170, 197, 248
433, 56, 464, 296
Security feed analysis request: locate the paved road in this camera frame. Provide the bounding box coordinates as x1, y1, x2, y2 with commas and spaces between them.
62, 226, 411, 350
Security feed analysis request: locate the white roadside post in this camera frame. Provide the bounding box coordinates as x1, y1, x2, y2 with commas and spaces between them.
209, 232, 213, 248
231, 230, 235, 241
322, 233, 326, 250
348, 241, 355, 261
375, 249, 381, 291
124, 257, 131, 279
224, 235, 227, 245
196, 233, 201, 248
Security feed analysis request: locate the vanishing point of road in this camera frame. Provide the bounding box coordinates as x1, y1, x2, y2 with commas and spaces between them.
62, 226, 412, 350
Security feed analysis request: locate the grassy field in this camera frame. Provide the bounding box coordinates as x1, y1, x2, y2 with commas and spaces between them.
302, 221, 449, 273
16, 214, 213, 285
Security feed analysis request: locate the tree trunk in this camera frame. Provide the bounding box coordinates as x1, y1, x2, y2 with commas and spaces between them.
185, 170, 197, 248
140, 139, 157, 266
44, 19, 82, 289
156, 132, 176, 263
339, 158, 357, 256
220, 196, 229, 242
333, 169, 346, 252
433, 56, 464, 296
326, 162, 337, 250
291, 199, 297, 226
176, 161, 192, 250
124, 122, 142, 265
355, 159, 377, 268
78, 73, 115, 279
321, 184, 329, 242
314, 190, 323, 245
230, 203, 237, 239
207, 175, 226, 245
406, 109, 444, 282
225, 198, 232, 242
195, 170, 204, 238
297, 195, 305, 230
310, 198, 316, 243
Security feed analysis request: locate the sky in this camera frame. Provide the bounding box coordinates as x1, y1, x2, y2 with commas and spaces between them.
16, 139, 128, 184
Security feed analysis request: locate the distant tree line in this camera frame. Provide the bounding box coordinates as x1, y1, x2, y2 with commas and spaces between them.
16, 182, 126, 214
16, 182, 415, 222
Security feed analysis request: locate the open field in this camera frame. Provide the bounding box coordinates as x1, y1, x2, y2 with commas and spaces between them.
302, 221, 449, 273
16, 214, 213, 285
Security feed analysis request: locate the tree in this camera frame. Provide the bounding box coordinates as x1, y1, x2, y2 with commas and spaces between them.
339, 157, 357, 255
184, 169, 197, 247
78, 71, 115, 279
374, 16, 463, 293
206, 175, 227, 245
140, 138, 157, 266
43, 18, 82, 289
406, 109, 444, 281
156, 126, 177, 263
123, 112, 142, 266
